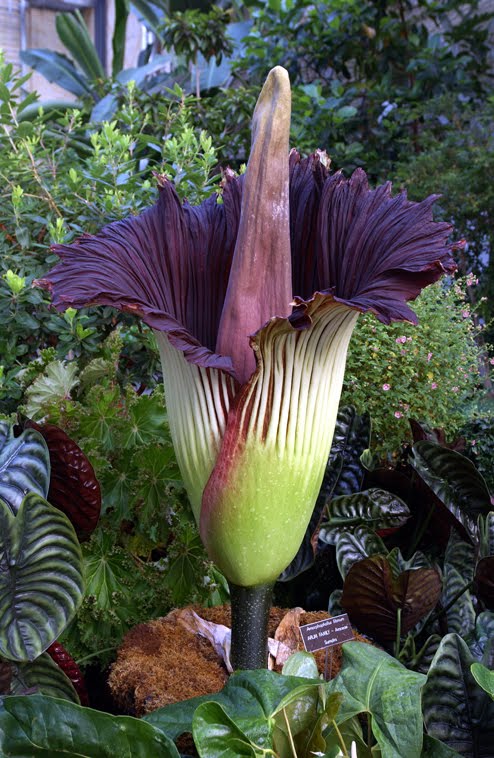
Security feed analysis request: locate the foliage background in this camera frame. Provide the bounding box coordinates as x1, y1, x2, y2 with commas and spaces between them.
1, 0, 494, 666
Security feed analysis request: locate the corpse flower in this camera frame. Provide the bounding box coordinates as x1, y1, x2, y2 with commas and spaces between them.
36, 66, 456, 669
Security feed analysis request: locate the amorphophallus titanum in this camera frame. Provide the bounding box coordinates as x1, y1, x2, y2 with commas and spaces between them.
36, 66, 456, 670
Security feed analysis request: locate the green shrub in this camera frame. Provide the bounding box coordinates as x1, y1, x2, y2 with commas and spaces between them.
341, 275, 488, 457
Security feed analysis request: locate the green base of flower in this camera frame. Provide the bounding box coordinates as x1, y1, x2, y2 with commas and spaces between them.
229, 581, 274, 670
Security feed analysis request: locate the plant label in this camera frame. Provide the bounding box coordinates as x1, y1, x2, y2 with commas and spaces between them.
299, 613, 354, 652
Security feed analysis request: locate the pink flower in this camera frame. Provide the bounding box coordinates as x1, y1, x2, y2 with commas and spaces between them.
394, 411, 402, 418
431, 382, 438, 389
452, 386, 459, 392
462, 310, 470, 319
489, 358, 494, 365
427, 352, 433, 362
382, 383, 391, 391
396, 336, 407, 344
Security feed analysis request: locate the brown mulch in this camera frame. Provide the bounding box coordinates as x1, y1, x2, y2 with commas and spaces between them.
109, 605, 369, 716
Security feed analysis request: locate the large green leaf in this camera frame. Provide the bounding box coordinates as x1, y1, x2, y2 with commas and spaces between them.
144, 669, 323, 745
19, 49, 92, 97
8, 652, 79, 703
470, 662, 494, 699
0, 695, 180, 757
335, 525, 387, 578
192, 701, 259, 757
386, 546, 432, 577
328, 642, 426, 758
341, 556, 442, 640
0, 422, 49, 514
319, 488, 410, 545
0, 493, 83, 661
56, 11, 105, 83
423, 633, 494, 756
412, 441, 492, 540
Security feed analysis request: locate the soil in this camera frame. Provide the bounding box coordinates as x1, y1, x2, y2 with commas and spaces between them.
109, 605, 370, 717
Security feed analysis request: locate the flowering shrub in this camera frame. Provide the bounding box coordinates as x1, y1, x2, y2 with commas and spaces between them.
341, 275, 486, 457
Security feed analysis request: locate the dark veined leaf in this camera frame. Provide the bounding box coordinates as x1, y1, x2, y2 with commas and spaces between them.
423, 634, 494, 757
56, 11, 105, 83
412, 441, 492, 541
470, 662, 494, 699
319, 488, 410, 546
19, 49, 92, 98
47, 642, 89, 706
321, 405, 371, 500
466, 611, 494, 665
335, 525, 387, 579
24, 420, 101, 539
0, 695, 180, 757
9, 652, 79, 703
0, 493, 83, 661
475, 557, 494, 610
327, 642, 426, 758
341, 555, 442, 641
443, 532, 476, 635
0, 422, 49, 514
386, 546, 432, 577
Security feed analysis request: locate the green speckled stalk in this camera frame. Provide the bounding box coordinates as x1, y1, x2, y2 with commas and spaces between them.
229, 581, 274, 670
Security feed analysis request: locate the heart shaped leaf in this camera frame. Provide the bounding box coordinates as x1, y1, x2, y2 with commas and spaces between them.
412, 441, 492, 541
319, 488, 410, 545
335, 525, 387, 578
0, 493, 84, 661
341, 555, 442, 640
24, 420, 101, 539
471, 662, 494, 700
328, 641, 426, 758
0, 422, 49, 514
423, 633, 494, 756
0, 695, 180, 757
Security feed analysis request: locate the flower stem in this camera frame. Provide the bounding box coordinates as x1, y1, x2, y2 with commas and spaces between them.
228, 581, 274, 670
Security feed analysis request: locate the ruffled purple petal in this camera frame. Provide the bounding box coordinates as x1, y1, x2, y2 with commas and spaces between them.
289, 153, 456, 324
36, 176, 242, 373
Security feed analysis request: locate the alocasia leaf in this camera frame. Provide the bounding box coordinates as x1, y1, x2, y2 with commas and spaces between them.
412, 441, 492, 541
423, 634, 494, 757
341, 555, 442, 640
0, 493, 83, 661
0, 694, 180, 757
335, 525, 387, 578
320, 406, 371, 500
0, 422, 49, 514
24, 420, 101, 539
319, 489, 410, 546
8, 652, 80, 703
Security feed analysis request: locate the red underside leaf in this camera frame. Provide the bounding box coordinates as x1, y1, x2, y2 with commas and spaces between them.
24, 420, 101, 540
47, 641, 89, 706
341, 555, 442, 641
